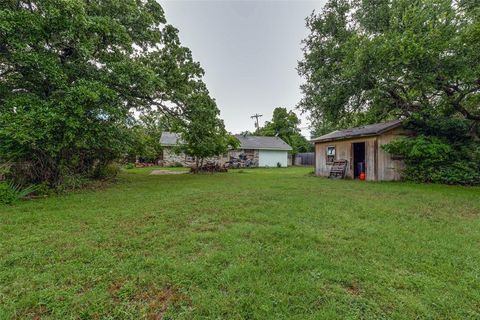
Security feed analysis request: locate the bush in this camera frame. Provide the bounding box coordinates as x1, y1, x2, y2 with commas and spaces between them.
0, 182, 17, 204
277, 162, 282, 168
0, 181, 38, 205
56, 175, 90, 193
93, 163, 121, 180
431, 163, 480, 185
383, 135, 480, 185
34, 182, 53, 197
125, 163, 135, 170
0, 162, 11, 180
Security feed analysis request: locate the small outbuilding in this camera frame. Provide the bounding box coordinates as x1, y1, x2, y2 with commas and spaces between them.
311, 120, 408, 181
233, 135, 292, 167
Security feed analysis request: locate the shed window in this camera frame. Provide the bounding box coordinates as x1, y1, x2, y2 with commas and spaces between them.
326, 146, 336, 163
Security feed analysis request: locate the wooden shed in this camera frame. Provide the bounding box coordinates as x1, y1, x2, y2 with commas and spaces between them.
311, 120, 408, 181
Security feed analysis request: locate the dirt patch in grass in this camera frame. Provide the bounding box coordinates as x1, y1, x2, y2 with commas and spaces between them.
136, 286, 184, 320
17, 304, 50, 320
108, 280, 125, 298
345, 284, 362, 296
109, 281, 188, 319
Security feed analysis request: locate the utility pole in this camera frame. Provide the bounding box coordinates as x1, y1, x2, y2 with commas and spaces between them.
250, 113, 263, 129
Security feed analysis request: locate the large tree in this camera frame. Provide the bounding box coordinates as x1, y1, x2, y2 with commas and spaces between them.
298, 0, 480, 137
0, 1, 223, 185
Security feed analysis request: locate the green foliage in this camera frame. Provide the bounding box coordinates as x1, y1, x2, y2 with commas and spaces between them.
0, 162, 10, 181
126, 112, 169, 163
301, 0, 480, 184
255, 107, 312, 154
299, 0, 480, 137
34, 182, 53, 197
0, 1, 214, 185
383, 134, 480, 185
178, 93, 238, 171
54, 174, 90, 193
0, 181, 37, 205
125, 163, 135, 170
0, 182, 17, 205
93, 163, 121, 180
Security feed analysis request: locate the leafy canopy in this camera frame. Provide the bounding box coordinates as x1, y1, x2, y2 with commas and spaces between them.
298, 0, 480, 136
126, 112, 170, 163
0, 0, 227, 184
177, 92, 239, 169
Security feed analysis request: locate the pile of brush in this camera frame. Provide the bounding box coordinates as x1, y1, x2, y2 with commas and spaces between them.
191, 162, 227, 173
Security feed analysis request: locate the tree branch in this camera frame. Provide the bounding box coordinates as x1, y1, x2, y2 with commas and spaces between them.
441, 82, 480, 121
387, 89, 422, 114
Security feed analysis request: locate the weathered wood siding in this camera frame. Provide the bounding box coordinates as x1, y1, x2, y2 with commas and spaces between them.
376, 127, 406, 181
315, 137, 376, 180
314, 127, 407, 181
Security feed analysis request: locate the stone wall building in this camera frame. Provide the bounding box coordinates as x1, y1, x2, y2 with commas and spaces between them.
159, 132, 292, 168
158, 132, 222, 167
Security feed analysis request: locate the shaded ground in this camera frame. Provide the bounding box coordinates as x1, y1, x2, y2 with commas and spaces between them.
0, 167, 479, 319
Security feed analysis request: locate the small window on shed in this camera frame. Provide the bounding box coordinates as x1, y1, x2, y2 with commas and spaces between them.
326, 146, 336, 163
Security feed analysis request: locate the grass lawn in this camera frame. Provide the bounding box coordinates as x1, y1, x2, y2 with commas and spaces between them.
1, 167, 479, 319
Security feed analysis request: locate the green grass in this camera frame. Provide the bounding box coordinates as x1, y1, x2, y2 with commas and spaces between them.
1, 167, 479, 319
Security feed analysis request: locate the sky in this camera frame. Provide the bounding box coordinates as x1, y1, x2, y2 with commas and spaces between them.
161, 0, 326, 137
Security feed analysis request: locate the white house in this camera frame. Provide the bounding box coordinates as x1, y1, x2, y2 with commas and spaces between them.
232, 134, 292, 167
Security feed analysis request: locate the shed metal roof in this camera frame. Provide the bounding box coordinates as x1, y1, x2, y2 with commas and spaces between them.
311, 120, 403, 143
234, 135, 292, 151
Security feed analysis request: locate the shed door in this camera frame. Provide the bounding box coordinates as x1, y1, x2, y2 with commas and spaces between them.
258, 150, 288, 167
352, 142, 366, 178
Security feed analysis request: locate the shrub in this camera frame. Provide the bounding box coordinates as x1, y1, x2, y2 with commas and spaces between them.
0, 182, 17, 204
34, 182, 53, 197
55, 174, 91, 193
0, 162, 11, 181
277, 162, 282, 168
0, 181, 38, 205
125, 163, 135, 170
431, 163, 480, 185
93, 163, 121, 180
383, 135, 480, 185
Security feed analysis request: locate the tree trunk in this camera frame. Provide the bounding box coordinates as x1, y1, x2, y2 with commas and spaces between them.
195, 157, 199, 174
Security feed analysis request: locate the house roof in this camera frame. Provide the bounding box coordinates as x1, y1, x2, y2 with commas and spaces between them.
160, 132, 292, 151
234, 135, 292, 151
160, 132, 182, 146
311, 120, 403, 143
